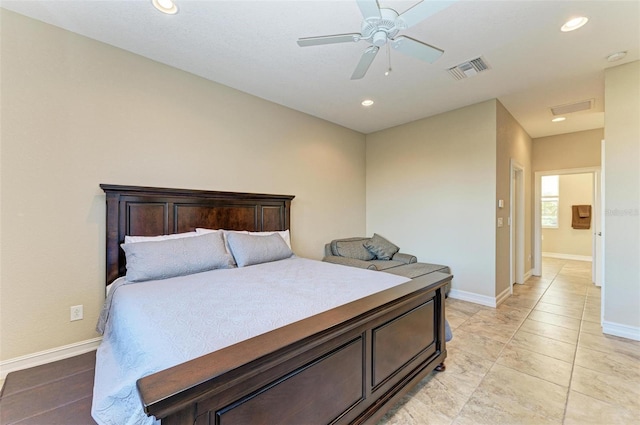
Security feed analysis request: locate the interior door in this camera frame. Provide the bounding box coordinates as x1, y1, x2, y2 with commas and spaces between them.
593, 169, 603, 286
597, 140, 605, 324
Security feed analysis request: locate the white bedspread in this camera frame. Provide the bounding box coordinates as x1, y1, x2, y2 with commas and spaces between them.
91, 257, 410, 425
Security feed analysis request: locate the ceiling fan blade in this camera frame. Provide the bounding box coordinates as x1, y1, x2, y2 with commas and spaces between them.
297, 33, 360, 47
351, 46, 379, 80
391, 36, 443, 63
356, 0, 381, 19
398, 0, 456, 29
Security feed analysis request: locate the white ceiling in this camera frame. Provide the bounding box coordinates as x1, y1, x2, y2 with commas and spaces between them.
2, 0, 638, 137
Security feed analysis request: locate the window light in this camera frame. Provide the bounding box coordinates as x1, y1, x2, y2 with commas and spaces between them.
541, 175, 560, 228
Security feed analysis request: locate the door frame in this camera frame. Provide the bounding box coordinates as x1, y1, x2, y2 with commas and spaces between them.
599, 139, 605, 322
510, 159, 525, 288
533, 166, 601, 278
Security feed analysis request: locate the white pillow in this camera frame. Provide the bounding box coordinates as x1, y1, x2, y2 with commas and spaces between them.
248, 230, 291, 249
194, 228, 221, 234
226, 232, 293, 267
124, 231, 198, 244
121, 232, 234, 282
196, 228, 249, 235
196, 228, 290, 248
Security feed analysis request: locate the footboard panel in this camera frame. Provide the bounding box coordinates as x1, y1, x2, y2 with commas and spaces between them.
372, 300, 435, 389
140, 273, 451, 425
216, 337, 364, 425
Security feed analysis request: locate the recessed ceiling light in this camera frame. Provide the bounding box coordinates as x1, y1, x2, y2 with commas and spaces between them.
561, 16, 588, 32
152, 0, 178, 15
552, 117, 566, 123
361, 99, 374, 107
606, 51, 627, 62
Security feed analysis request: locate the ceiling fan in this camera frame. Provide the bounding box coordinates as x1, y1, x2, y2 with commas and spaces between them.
297, 0, 452, 79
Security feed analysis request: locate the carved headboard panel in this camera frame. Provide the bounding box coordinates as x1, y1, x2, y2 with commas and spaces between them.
100, 184, 294, 285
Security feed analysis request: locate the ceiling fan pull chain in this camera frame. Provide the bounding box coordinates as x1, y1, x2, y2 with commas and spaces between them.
385, 43, 392, 76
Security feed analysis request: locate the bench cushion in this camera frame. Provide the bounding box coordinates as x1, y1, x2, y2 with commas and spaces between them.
368, 260, 405, 271
381, 262, 450, 279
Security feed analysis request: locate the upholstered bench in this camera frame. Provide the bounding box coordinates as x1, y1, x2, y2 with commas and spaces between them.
323, 234, 451, 296
323, 234, 453, 341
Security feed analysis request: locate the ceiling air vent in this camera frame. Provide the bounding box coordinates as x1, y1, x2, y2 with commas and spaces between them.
550, 99, 594, 116
447, 57, 490, 80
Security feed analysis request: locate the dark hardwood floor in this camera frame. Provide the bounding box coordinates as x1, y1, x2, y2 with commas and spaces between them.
0, 351, 97, 425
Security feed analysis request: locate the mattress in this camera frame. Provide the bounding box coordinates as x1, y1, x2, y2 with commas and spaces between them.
91, 257, 410, 425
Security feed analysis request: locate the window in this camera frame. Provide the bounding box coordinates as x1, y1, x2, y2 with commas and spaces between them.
541, 175, 559, 228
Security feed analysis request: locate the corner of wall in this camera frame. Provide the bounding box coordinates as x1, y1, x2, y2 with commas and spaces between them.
494, 102, 534, 300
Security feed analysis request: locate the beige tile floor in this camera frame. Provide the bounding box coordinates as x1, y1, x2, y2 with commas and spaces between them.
378, 258, 640, 425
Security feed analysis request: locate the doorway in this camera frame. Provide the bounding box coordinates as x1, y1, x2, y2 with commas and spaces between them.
533, 167, 602, 284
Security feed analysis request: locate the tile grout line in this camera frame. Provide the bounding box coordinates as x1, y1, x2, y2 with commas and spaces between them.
4, 395, 94, 425
453, 261, 589, 424
501, 262, 579, 424
0, 366, 95, 398
558, 262, 588, 425
448, 268, 559, 424
426, 259, 598, 425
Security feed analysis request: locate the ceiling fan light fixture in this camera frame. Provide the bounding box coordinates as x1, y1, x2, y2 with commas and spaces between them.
152, 0, 178, 15
561, 16, 588, 32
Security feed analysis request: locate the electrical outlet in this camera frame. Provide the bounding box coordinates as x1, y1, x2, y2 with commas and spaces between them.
70, 305, 83, 321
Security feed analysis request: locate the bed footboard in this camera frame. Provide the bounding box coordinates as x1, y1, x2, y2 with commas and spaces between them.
137, 272, 451, 425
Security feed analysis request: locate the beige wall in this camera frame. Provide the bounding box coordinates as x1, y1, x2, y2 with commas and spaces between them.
603, 60, 640, 336
496, 101, 533, 296
542, 174, 593, 257
533, 129, 603, 172
0, 11, 367, 361
366, 100, 498, 299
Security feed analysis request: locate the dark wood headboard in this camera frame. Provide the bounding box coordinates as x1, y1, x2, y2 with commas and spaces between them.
100, 184, 294, 285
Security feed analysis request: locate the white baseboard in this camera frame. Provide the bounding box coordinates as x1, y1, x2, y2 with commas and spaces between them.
0, 337, 102, 380
448, 289, 498, 308
542, 252, 592, 262
523, 269, 533, 281
602, 321, 640, 341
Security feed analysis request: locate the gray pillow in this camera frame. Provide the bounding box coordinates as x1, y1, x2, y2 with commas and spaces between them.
121, 231, 234, 282
331, 238, 375, 261
364, 233, 400, 260
227, 232, 293, 267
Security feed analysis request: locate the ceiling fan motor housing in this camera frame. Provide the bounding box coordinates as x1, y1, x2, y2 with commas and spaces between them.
361, 8, 400, 46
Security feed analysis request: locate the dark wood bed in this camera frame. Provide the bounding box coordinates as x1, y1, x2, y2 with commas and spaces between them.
100, 184, 451, 425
